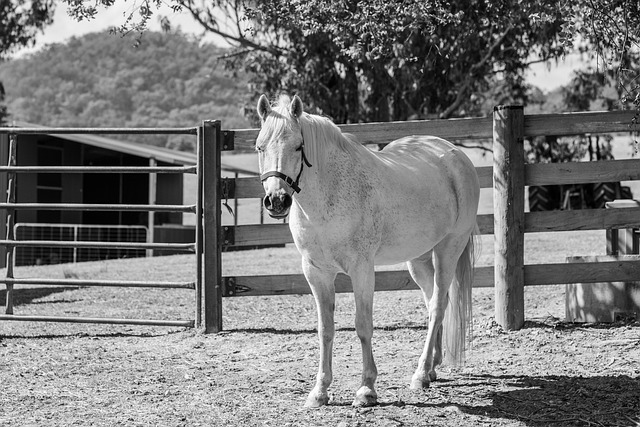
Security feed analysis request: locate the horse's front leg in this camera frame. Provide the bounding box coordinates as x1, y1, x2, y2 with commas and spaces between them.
350, 261, 378, 407
303, 260, 337, 408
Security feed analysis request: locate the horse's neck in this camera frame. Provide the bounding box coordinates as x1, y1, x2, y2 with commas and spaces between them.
294, 136, 370, 218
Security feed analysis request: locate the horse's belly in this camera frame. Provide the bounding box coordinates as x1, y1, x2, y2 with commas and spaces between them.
373, 218, 448, 265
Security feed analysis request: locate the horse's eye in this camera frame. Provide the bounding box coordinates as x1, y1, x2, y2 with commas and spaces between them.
256, 145, 263, 152
295, 145, 303, 152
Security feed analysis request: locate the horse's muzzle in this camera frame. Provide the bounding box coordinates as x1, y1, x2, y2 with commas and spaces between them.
263, 193, 293, 218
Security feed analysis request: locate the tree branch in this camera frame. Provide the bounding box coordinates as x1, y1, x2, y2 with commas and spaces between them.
440, 24, 514, 119
178, 0, 284, 56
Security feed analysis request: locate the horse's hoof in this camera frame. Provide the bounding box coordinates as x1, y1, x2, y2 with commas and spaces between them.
304, 391, 329, 408
352, 386, 378, 407
409, 375, 430, 390
429, 370, 437, 382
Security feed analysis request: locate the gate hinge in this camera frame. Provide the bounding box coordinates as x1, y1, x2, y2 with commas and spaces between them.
221, 177, 236, 199
222, 226, 235, 246
222, 277, 251, 296
222, 130, 235, 151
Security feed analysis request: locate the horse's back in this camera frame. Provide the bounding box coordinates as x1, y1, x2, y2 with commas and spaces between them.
378, 135, 478, 192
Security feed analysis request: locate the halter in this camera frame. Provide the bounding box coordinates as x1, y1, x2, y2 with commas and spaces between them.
260, 139, 312, 193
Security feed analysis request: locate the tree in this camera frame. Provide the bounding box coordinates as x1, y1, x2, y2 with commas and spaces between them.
0, 31, 250, 148
0, 0, 55, 123
557, 0, 640, 111
58, 1, 640, 123
0, 0, 55, 58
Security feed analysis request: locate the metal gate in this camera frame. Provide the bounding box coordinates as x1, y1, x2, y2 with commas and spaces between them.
0, 121, 222, 329
14, 223, 148, 265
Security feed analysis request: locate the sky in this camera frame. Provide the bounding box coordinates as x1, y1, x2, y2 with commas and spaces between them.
15, 1, 226, 55
16, 1, 578, 93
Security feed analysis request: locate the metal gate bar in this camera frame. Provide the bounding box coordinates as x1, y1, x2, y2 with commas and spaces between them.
0, 203, 196, 212
0, 240, 196, 251
1, 278, 195, 289
0, 315, 194, 327
0, 165, 197, 173
3, 127, 198, 135
0, 125, 204, 328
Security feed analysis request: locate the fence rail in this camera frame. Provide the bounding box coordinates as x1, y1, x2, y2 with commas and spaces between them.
209, 108, 640, 333
1, 203, 196, 212
0, 314, 194, 327
4, 127, 198, 135
3, 111, 639, 333
1, 277, 195, 289
0, 165, 197, 173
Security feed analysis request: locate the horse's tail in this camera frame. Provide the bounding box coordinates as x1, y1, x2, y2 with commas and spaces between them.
443, 225, 477, 365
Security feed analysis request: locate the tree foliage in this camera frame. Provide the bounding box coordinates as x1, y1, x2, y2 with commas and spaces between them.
556, 1, 640, 112
0, 0, 55, 124
0, 31, 250, 150
16, 0, 634, 127
59, 0, 567, 122
184, 0, 566, 122
0, 0, 55, 58
63, 0, 640, 124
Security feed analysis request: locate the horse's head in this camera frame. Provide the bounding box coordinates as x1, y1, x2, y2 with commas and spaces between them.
256, 94, 312, 218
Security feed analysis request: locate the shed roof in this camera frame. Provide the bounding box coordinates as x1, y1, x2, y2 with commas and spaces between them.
5, 122, 257, 173
9, 122, 197, 165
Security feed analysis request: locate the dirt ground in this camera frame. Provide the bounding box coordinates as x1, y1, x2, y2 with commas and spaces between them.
1, 253, 639, 427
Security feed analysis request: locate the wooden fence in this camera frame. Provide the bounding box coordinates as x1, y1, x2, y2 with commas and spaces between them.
204, 107, 640, 333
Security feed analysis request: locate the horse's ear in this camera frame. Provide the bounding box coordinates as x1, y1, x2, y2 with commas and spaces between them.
290, 95, 304, 119
257, 94, 271, 121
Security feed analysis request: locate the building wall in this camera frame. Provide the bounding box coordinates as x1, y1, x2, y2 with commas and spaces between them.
0, 134, 187, 267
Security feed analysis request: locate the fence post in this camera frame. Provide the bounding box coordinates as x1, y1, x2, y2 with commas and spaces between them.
202, 120, 223, 333
3, 133, 16, 314
493, 105, 525, 330
147, 157, 157, 258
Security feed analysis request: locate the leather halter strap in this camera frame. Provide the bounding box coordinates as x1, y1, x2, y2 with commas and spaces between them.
260, 141, 312, 194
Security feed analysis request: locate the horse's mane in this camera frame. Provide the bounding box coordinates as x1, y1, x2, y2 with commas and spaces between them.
271, 95, 362, 169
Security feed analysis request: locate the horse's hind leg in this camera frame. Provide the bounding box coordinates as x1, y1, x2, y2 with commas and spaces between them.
409, 234, 468, 389
407, 250, 443, 387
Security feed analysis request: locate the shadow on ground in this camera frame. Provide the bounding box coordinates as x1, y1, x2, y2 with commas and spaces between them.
454, 374, 640, 426
0, 286, 81, 307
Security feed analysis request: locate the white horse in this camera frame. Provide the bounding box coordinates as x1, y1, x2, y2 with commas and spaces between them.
256, 94, 479, 408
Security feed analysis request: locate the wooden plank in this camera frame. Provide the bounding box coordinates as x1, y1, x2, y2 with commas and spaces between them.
336, 117, 493, 145
493, 105, 525, 330
525, 208, 640, 233
477, 214, 494, 235
524, 110, 638, 137
526, 159, 640, 186
476, 166, 493, 189
234, 166, 493, 199
230, 206, 640, 247
235, 177, 264, 199
231, 110, 636, 152
524, 258, 640, 286
230, 212, 494, 248
474, 266, 495, 288
231, 117, 493, 151
232, 224, 294, 246
227, 265, 495, 297
566, 255, 640, 322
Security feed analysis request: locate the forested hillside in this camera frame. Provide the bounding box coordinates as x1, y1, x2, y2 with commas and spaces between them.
0, 31, 251, 151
